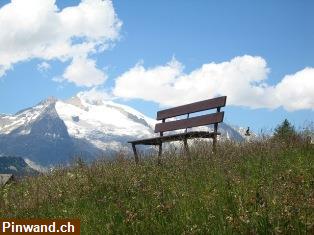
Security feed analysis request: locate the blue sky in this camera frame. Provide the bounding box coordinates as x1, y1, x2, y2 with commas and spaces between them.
0, 0, 313, 132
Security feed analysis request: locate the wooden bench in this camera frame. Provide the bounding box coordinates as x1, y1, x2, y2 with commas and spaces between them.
128, 96, 227, 163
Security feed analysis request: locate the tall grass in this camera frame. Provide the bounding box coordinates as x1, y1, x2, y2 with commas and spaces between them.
0, 139, 313, 234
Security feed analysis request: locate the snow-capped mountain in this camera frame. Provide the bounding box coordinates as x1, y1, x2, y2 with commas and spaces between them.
0, 94, 245, 166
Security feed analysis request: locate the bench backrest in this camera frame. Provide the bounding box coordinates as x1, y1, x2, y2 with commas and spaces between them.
154, 96, 226, 134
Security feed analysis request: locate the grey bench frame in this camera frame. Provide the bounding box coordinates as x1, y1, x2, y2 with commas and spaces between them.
128, 96, 227, 163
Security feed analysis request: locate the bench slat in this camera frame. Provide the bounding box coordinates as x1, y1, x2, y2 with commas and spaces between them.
157, 96, 226, 120
128, 131, 220, 145
155, 112, 224, 133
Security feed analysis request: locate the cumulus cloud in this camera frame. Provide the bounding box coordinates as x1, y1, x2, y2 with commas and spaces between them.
275, 68, 314, 111
58, 56, 107, 87
78, 87, 114, 103
0, 0, 121, 86
114, 58, 185, 106
113, 55, 314, 111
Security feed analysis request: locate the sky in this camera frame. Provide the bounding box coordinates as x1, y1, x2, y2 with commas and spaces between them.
0, 0, 313, 132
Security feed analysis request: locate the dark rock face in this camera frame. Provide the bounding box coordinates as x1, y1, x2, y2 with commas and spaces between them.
72, 116, 79, 122
0, 156, 38, 176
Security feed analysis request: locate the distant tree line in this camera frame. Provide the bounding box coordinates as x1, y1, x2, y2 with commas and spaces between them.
273, 119, 312, 145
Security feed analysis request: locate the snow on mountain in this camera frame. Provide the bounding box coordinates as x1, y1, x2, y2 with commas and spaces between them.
234, 126, 258, 140
55, 94, 155, 150
0, 94, 246, 166
0, 98, 53, 135
0, 95, 156, 166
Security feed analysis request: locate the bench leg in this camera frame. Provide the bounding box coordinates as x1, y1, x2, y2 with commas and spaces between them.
158, 143, 162, 165
132, 144, 139, 164
183, 138, 191, 160
213, 135, 217, 153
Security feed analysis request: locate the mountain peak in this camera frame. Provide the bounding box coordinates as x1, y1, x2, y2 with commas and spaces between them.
39, 96, 58, 106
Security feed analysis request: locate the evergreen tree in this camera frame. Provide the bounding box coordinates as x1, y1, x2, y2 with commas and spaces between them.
273, 119, 297, 140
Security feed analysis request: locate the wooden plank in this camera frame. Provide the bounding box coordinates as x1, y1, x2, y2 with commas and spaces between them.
157, 96, 226, 120
155, 112, 224, 133
128, 131, 220, 145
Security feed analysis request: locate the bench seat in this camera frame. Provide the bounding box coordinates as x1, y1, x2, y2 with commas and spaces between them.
128, 131, 221, 145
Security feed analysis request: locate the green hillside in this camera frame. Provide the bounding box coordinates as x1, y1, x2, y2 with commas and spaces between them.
0, 139, 313, 234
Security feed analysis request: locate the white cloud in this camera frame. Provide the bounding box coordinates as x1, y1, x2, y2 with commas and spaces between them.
0, 0, 121, 85
37, 61, 51, 72
275, 68, 314, 111
113, 55, 314, 111
78, 87, 114, 104
60, 56, 107, 87
0, 64, 11, 77
114, 58, 185, 106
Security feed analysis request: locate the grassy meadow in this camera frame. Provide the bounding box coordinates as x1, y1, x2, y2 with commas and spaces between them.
0, 138, 313, 234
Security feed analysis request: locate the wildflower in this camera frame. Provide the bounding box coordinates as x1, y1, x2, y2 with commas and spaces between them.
67, 172, 75, 178
226, 215, 233, 223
